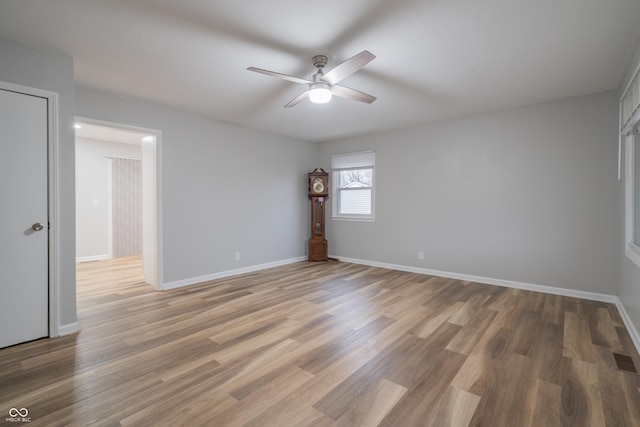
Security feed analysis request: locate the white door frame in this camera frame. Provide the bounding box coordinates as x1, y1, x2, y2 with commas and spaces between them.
75, 117, 163, 289
0, 80, 60, 338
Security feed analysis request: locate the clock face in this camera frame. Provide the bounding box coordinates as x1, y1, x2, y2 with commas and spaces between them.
312, 178, 325, 194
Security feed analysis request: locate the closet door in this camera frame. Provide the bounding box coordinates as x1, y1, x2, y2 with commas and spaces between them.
0, 88, 49, 348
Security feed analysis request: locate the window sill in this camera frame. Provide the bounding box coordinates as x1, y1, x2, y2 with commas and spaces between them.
331, 216, 375, 223
626, 244, 640, 269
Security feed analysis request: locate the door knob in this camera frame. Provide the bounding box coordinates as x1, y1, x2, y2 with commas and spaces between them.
32, 223, 44, 231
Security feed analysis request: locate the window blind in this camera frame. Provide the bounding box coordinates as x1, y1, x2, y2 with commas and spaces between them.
622, 70, 640, 132
331, 151, 375, 170
340, 189, 372, 215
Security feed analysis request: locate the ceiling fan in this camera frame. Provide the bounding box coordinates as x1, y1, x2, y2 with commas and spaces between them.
247, 50, 377, 108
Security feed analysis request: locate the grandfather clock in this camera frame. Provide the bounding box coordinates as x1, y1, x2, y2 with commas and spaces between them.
308, 168, 329, 261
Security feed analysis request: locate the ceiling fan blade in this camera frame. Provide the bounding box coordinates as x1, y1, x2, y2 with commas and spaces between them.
321, 50, 376, 85
284, 91, 309, 108
247, 67, 312, 85
331, 85, 377, 104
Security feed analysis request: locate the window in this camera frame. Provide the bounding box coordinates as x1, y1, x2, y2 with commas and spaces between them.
331, 151, 375, 221
635, 137, 640, 247
626, 132, 640, 267
622, 67, 640, 267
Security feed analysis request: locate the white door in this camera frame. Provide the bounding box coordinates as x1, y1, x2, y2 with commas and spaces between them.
0, 88, 49, 348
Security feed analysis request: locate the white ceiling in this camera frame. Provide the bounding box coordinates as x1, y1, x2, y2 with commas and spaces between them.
1, 0, 640, 143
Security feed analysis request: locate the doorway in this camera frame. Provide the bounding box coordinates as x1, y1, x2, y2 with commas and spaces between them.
75, 119, 161, 288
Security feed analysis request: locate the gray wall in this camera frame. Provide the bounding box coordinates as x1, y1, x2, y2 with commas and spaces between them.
618, 40, 640, 331
0, 40, 77, 329
3, 37, 638, 338
319, 91, 620, 295
75, 88, 318, 284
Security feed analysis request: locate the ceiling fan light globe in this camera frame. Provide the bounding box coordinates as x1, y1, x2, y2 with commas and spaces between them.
309, 83, 332, 104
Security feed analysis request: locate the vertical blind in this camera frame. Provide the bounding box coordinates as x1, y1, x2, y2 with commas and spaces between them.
112, 158, 142, 257
622, 71, 640, 132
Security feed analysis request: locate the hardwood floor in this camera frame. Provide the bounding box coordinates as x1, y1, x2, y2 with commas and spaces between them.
1, 257, 640, 426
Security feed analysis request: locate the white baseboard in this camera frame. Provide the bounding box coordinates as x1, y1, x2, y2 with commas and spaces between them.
161, 256, 307, 291
76, 254, 112, 263
333, 255, 640, 355
334, 256, 616, 302
613, 297, 640, 355
57, 322, 79, 336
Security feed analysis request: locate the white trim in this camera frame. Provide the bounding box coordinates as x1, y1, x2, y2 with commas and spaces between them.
624, 135, 640, 268
0, 80, 62, 340
161, 257, 306, 291
76, 255, 112, 263
58, 322, 79, 336
626, 244, 640, 269
75, 117, 163, 289
47, 91, 60, 340
331, 163, 376, 222
614, 298, 640, 354
333, 255, 618, 302
331, 217, 376, 223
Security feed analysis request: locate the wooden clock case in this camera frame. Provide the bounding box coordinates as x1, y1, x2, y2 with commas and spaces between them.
308, 168, 329, 261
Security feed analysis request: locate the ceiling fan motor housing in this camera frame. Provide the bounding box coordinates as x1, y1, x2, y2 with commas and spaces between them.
312, 55, 328, 69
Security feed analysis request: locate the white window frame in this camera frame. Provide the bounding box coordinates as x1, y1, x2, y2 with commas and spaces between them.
625, 131, 640, 268
331, 151, 375, 222
622, 61, 640, 268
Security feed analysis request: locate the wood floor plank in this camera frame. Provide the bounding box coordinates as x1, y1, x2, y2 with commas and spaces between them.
530, 320, 565, 383
590, 307, 625, 352
445, 307, 498, 355
297, 315, 396, 375
1, 256, 639, 426
333, 378, 407, 426
450, 321, 511, 395
467, 352, 538, 427
377, 349, 468, 427
560, 358, 606, 426
563, 311, 595, 362
541, 293, 565, 324
313, 322, 462, 420
508, 308, 543, 356
206, 366, 315, 427
447, 293, 492, 326
529, 379, 562, 427
423, 385, 481, 427
594, 347, 640, 427
249, 340, 381, 426
409, 300, 464, 338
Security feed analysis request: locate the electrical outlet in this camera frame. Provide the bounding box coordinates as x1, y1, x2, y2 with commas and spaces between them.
418, 251, 424, 260
234, 252, 240, 261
